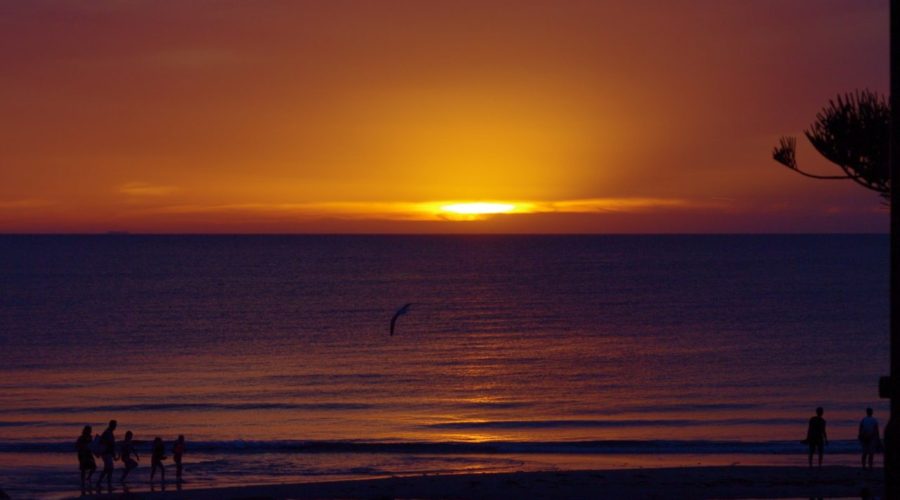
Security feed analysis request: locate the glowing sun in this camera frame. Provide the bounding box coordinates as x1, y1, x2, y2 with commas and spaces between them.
433, 202, 533, 221
440, 202, 517, 215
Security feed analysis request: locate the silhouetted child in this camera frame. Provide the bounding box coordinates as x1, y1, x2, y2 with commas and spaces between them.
119, 431, 139, 482
150, 436, 167, 482
75, 425, 96, 494
173, 435, 185, 482
806, 407, 827, 467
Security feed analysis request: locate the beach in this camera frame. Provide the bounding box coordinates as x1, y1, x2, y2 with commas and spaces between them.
1, 0, 893, 496
74, 466, 883, 499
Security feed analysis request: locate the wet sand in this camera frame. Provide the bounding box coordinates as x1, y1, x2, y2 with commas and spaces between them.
80, 465, 883, 499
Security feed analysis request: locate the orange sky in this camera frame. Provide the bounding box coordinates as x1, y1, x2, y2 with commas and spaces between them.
0, 1, 889, 233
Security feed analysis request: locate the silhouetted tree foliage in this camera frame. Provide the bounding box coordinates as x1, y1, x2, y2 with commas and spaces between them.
772, 90, 890, 203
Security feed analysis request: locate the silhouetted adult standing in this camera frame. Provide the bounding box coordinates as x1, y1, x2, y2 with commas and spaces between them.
806, 407, 828, 468
859, 407, 881, 470
95, 419, 117, 491
75, 425, 96, 495
173, 435, 185, 482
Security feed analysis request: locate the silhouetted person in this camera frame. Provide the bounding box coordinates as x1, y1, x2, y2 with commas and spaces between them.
150, 436, 167, 483
173, 435, 185, 482
859, 407, 881, 470
806, 407, 827, 467
119, 430, 139, 482
95, 419, 117, 491
75, 425, 96, 495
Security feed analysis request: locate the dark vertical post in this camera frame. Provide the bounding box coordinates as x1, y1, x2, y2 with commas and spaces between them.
889, 0, 899, 496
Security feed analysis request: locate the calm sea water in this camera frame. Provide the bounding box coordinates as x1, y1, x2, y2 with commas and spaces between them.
0, 234, 889, 497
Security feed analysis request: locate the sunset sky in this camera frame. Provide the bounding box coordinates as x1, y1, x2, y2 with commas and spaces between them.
0, 0, 889, 233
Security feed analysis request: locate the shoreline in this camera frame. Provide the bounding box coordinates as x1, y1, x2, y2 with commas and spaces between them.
77, 465, 884, 499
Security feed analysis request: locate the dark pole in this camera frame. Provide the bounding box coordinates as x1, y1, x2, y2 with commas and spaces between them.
888, 0, 899, 496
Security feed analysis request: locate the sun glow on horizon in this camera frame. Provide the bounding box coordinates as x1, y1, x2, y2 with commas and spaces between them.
434, 201, 538, 221
440, 202, 517, 215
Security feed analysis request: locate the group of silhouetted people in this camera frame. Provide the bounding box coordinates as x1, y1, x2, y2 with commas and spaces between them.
75, 419, 185, 495
804, 407, 881, 469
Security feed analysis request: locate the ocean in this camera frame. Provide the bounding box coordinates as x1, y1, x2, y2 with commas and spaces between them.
0, 234, 889, 498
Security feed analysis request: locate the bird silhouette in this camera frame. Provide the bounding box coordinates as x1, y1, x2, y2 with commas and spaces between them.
390, 303, 412, 336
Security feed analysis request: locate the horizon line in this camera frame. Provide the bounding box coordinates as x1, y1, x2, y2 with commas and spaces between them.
0, 231, 890, 237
